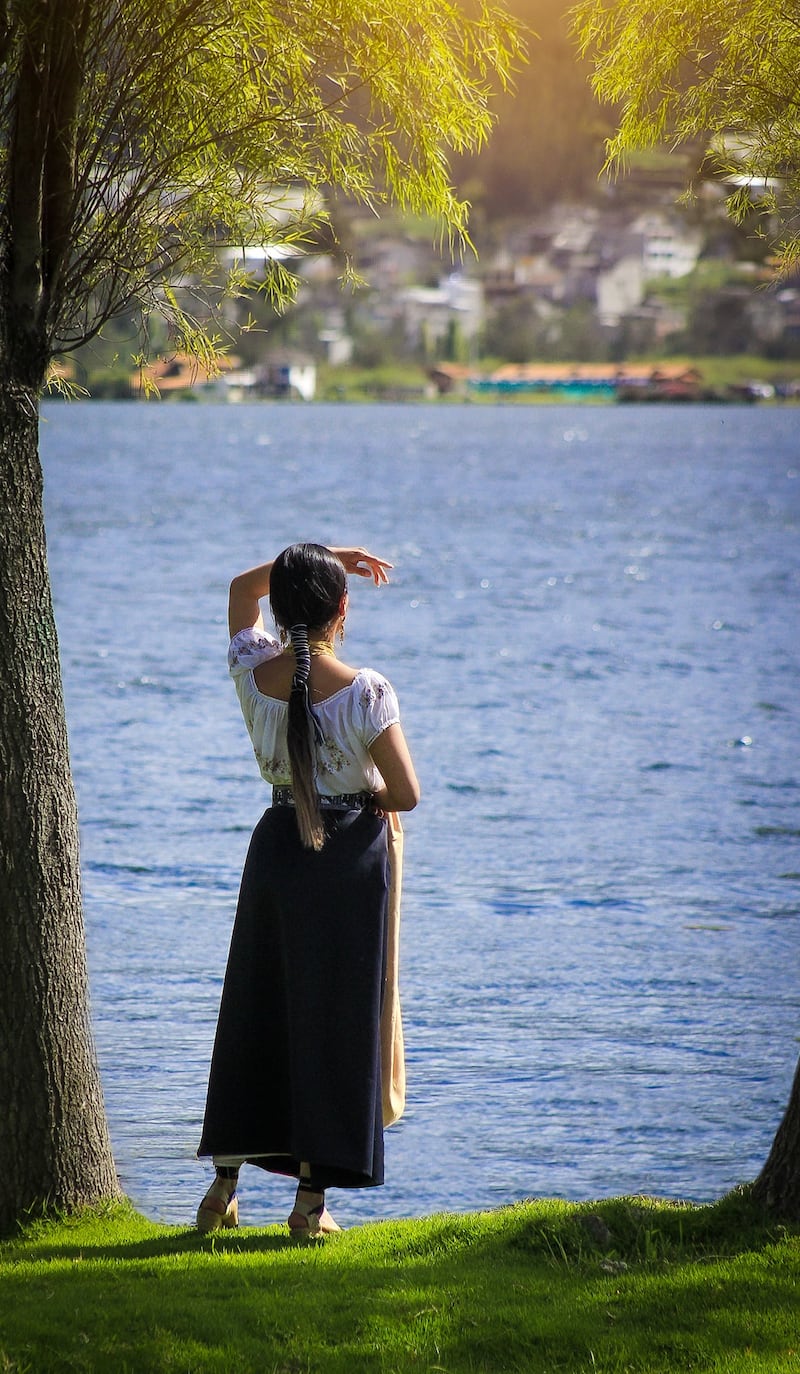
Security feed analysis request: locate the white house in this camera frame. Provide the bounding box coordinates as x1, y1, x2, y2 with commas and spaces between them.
632, 212, 703, 280
261, 353, 317, 400
398, 274, 484, 350
596, 254, 646, 326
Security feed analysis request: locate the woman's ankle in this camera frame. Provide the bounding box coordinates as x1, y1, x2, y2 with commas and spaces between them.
294, 1184, 324, 1215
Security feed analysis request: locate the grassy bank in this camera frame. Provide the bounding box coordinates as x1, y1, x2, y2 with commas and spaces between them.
1, 1191, 798, 1372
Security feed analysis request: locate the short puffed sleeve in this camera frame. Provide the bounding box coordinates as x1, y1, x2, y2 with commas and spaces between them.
228, 625, 282, 677
358, 670, 401, 746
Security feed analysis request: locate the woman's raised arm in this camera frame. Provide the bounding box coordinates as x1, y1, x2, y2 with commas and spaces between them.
228, 562, 274, 637
228, 547, 393, 637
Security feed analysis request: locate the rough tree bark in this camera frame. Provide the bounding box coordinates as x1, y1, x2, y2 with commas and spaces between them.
0, 0, 119, 1238
752, 1057, 800, 1222
0, 383, 120, 1236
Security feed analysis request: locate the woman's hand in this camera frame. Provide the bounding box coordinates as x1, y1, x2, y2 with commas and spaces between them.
332, 547, 393, 585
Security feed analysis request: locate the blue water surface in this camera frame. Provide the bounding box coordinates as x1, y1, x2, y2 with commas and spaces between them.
40, 400, 800, 1227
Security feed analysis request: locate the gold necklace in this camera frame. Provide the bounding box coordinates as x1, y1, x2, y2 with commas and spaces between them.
308, 639, 336, 657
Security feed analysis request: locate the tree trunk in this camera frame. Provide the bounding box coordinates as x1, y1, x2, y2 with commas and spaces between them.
752, 1054, 800, 1222
0, 384, 120, 1237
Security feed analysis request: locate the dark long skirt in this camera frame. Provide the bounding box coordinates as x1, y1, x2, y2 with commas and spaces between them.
198, 804, 389, 1189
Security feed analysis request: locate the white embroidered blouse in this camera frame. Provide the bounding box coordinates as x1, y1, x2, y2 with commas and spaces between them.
228, 626, 401, 795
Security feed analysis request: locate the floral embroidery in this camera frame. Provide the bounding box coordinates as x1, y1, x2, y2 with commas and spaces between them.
228, 627, 279, 672
360, 678, 387, 708
255, 749, 290, 778
318, 738, 349, 775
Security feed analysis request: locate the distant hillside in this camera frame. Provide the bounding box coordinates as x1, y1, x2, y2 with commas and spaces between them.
452, 0, 614, 225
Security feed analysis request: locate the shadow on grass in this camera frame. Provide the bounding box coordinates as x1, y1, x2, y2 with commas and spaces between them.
5, 1187, 790, 1267
8, 1227, 300, 1264
1, 1193, 797, 1373
2, 1233, 798, 1374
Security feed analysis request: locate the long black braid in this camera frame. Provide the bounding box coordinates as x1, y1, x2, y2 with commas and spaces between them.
288, 622, 325, 850
269, 544, 347, 851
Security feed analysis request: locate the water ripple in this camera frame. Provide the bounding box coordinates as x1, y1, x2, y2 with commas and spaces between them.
41, 401, 800, 1227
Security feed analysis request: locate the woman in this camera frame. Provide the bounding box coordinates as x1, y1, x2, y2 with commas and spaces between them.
197, 543, 419, 1237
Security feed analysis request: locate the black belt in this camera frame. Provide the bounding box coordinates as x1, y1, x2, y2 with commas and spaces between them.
272, 786, 373, 811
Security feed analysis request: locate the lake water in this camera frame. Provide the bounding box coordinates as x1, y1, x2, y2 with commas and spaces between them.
39, 400, 800, 1229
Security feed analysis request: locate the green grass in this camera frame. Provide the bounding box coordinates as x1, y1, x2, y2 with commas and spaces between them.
0, 1191, 798, 1372
659, 354, 800, 390
316, 362, 433, 401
